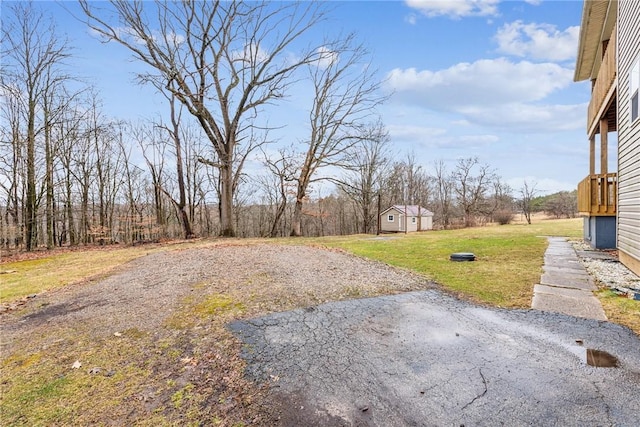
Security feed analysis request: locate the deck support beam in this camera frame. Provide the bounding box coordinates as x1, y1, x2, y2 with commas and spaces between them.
600, 118, 608, 174
590, 135, 596, 176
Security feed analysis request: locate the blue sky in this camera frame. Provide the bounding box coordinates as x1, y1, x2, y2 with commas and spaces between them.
31, 0, 599, 196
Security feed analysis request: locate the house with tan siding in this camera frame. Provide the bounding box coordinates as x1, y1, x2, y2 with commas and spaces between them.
380, 205, 433, 233
574, 0, 640, 275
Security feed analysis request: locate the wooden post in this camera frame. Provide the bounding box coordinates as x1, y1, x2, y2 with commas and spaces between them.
600, 118, 608, 175
376, 193, 381, 235
404, 205, 408, 234
589, 134, 596, 176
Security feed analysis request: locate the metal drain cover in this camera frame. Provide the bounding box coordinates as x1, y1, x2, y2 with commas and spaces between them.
450, 252, 476, 261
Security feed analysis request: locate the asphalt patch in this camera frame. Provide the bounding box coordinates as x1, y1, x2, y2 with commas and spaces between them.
230, 290, 640, 426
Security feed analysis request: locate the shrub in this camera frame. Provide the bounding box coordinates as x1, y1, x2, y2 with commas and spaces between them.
494, 210, 514, 225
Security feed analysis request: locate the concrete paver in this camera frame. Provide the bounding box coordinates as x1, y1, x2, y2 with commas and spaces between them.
540, 271, 594, 291
531, 237, 607, 320
532, 285, 608, 320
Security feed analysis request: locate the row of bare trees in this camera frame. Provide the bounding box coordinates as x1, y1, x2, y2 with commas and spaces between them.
78, 1, 333, 238
1, 2, 560, 252
1, 1, 384, 249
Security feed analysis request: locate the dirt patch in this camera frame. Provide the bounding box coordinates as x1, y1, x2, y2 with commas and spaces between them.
0, 243, 436, 425
20, 301, 104, 324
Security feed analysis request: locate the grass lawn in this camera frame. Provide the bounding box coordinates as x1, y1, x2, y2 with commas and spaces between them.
309, 218, 639, 334
311, 218, 584, 308
1, 247, 151, 302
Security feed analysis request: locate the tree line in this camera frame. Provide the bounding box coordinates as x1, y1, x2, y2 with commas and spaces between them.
0, 2, 576, 251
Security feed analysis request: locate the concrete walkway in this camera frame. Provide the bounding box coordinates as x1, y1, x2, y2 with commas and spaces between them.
531, 236, 607, 320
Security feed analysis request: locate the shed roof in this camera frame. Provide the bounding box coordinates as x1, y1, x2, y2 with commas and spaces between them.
382, 205, 434, 217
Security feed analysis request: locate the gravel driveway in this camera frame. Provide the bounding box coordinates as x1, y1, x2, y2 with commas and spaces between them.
1, 244, 433, 345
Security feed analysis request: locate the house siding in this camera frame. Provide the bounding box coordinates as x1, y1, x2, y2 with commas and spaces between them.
617, 0, 640, 275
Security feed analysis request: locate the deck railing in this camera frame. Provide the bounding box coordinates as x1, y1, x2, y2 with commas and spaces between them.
578, 173, 617, 216
587, 23, 617, 133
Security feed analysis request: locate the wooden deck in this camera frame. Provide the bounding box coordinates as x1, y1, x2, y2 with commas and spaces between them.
578, 173, 617, 216
588, 23, 617, 136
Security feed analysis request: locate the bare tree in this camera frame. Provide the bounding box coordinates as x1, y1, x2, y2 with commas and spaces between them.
432, 160, 454, 229
118, 138, 146, 243
42, 75, 81, 248
290, 35, 385, 236
402, 153, 431, 207
155, 94, 195, 239
452, 157, 497, 228
76, 107, 97, 245
2, 2, 71, 250
338, 122, 392, 234
378, 154, 431, 212
261, 147, 297, 237
79, 1, 325, 237
133, 122, 167, 231
50, 88, 89, 247
89, 101, 123, 241
381, 162, 406, 207
518, 180, 538, 224
545, 191, 577, 219
0, 78, 25, 248
485, 178, 514, 225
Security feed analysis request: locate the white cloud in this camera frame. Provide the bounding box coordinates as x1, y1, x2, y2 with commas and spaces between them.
458, 102, 586, 131
232, 43, 270, 64
456, 134, 499, 144
389, 124, 447, 140
166, 32, 185, 46
388, 124, 499, 149
405, 0, 501, 19
386, 58, 583, 132
387, 58, 572, 108
315, 46, 339, 69
405, 13, 418, 25
494, 21, 580, 61
506, 177, 577, 194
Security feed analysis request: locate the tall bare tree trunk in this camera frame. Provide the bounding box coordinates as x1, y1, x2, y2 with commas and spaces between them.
291, 198, 304, 237
219, 163, 234, 237
168, 98, 194, 239
25, 104, 37, 250
290, 35, 384, 236
45, 110, 54, 249
3, 3, 70, 250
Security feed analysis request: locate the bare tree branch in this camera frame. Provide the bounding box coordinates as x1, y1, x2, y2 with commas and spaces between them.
79, 0, 326, 236
290, 34, 386, 236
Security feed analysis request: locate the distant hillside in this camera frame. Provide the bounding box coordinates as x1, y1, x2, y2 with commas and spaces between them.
531, 190, 578, 218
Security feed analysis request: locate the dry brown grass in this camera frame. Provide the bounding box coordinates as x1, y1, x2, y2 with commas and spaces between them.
597, 289, 640, 335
